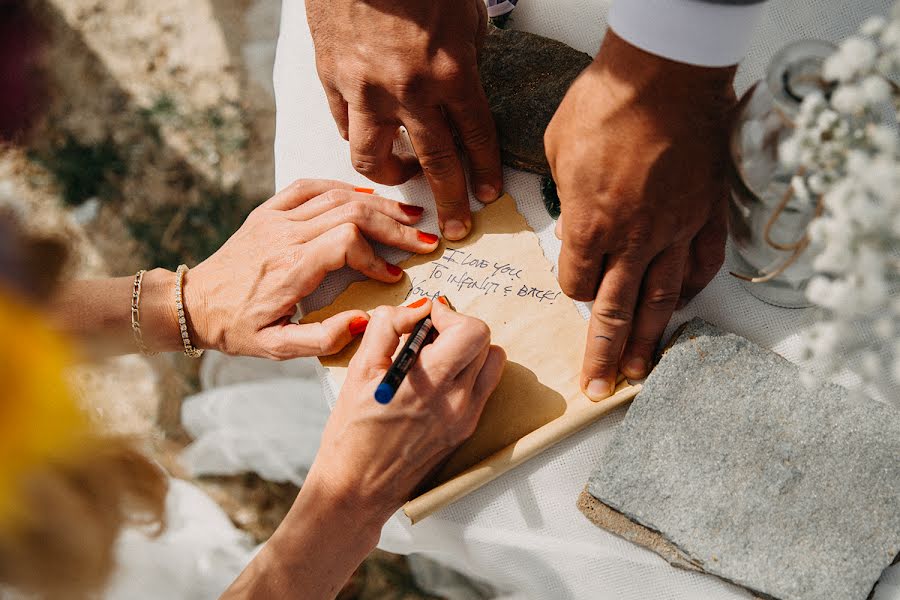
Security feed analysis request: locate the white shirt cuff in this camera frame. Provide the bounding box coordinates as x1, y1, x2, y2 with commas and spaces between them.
608, 0, 767, 67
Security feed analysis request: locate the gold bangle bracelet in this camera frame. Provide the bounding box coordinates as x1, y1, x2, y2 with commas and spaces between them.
130, 269, 157, 356
175, 264, 204, 359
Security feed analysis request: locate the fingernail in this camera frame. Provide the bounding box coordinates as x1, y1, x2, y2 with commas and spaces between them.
476, 184, 499, 203
354, 187, 374, 194
437, 295, 451, 307
386, 263, 403, 277
400, 203, 424, 216
348, 317, 369, 336
441, 219, 469, 241
417, 230, 439, 244
406, 297, 428, 309
623, 357, 647, 379
586, 379, 614, 402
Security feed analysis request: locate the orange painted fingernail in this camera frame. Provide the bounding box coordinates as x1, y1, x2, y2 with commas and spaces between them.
400, 203, 424, 216
354, 187, 374, 194
386, 263, 403, 276
406, 297, 427, 309
437, 296, 450, 307
417, 231, 439, 244
348, 317, 369, 336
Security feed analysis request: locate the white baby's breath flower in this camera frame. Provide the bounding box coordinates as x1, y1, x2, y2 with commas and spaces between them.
866, 124, 899, 155
831, 84, 868, 114
823, 37, 878, 81
779, 137, 801, 168
881, 20, 900, 48
860, 74, 892, 105
783, 6, 900, 399
861, 15, 887, 37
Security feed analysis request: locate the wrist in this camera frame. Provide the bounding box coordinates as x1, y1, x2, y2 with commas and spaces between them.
273, 474, 385, 564
594, 30, 736, 110
137, 268, 182, 353
292, 471, 392, 540
179, 267, 213, 351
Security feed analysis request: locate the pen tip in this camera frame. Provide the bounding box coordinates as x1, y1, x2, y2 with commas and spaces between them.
374, 383, 396, 404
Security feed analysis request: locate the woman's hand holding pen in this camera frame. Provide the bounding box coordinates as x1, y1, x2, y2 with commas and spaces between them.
303, 298, 506, 523
221, 299, 504, 598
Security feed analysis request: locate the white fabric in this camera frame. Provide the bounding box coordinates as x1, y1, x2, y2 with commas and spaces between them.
273, 1, 898, 598
609, 0, 766, 66
181, 353, 326, 485
104, 479, 257, 600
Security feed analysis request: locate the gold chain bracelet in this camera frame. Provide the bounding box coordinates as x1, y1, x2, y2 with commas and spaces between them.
175, 264, 204, 358
130, 270, 157, 356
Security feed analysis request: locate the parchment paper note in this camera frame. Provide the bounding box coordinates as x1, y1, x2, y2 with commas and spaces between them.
303, 194, 640, 523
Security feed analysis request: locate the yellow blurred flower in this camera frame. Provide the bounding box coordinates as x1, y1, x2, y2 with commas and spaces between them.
0, 289, 88, 525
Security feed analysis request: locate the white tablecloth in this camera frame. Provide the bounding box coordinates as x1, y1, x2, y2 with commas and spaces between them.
272, 1, 897, 598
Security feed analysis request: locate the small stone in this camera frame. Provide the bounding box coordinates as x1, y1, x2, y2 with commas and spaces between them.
479, 26, 592, 176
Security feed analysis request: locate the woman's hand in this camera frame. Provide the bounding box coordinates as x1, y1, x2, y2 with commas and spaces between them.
308, 298, 506, 520
183, 179, 440, 359
220, 299, 506, 599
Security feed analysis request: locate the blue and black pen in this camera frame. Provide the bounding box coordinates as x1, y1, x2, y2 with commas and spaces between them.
374, 297, 449, 404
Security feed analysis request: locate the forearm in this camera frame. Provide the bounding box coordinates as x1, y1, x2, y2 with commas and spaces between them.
221, 478, 385, 600
47, 268, 186, 355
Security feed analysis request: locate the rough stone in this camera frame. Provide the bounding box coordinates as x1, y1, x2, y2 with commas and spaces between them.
584, 318, 900, 600
479, 26, 591, 176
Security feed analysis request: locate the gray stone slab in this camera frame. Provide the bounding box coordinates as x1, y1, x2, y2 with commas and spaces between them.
586, 318, 900, 600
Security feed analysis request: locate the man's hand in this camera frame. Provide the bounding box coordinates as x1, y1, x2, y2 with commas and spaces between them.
306, 0, 503, 241
545, 30, 735, 400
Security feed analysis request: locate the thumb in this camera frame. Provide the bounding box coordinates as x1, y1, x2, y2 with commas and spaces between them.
351, 300, 433, 375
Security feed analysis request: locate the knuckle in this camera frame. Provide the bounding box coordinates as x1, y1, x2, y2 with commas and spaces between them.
459, 122, 493, 152
321, 188, 350, 208
341, 200, 370, 222
335, 222, 362, 246
432, 53, 467, 85
559, 277, 594, 302
591, 305, 633, 329
370, 305, 395, 323
351, 155, 382, 178
316, 324, 342, 355
418, 149, 458, 179
289, 178, 307, 193
469, 319, 491, 344
642, 288, 681, 311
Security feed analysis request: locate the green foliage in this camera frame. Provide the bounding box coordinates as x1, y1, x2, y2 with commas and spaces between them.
30, 135, 125, 206
128, 184, 252, 270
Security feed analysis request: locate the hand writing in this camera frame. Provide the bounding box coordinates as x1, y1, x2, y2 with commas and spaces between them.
305, 0, 503, 240
306, 299, 506, 519
544, 31, 734, 399
183, 179, 439, 359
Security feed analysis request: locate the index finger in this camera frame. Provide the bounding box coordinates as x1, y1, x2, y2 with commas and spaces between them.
401, 108, 472, 241
582, 254, 646, 400
260, 179, 355, 211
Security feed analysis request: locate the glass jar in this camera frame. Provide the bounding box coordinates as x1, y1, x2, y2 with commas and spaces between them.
728, 40, 836, 308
